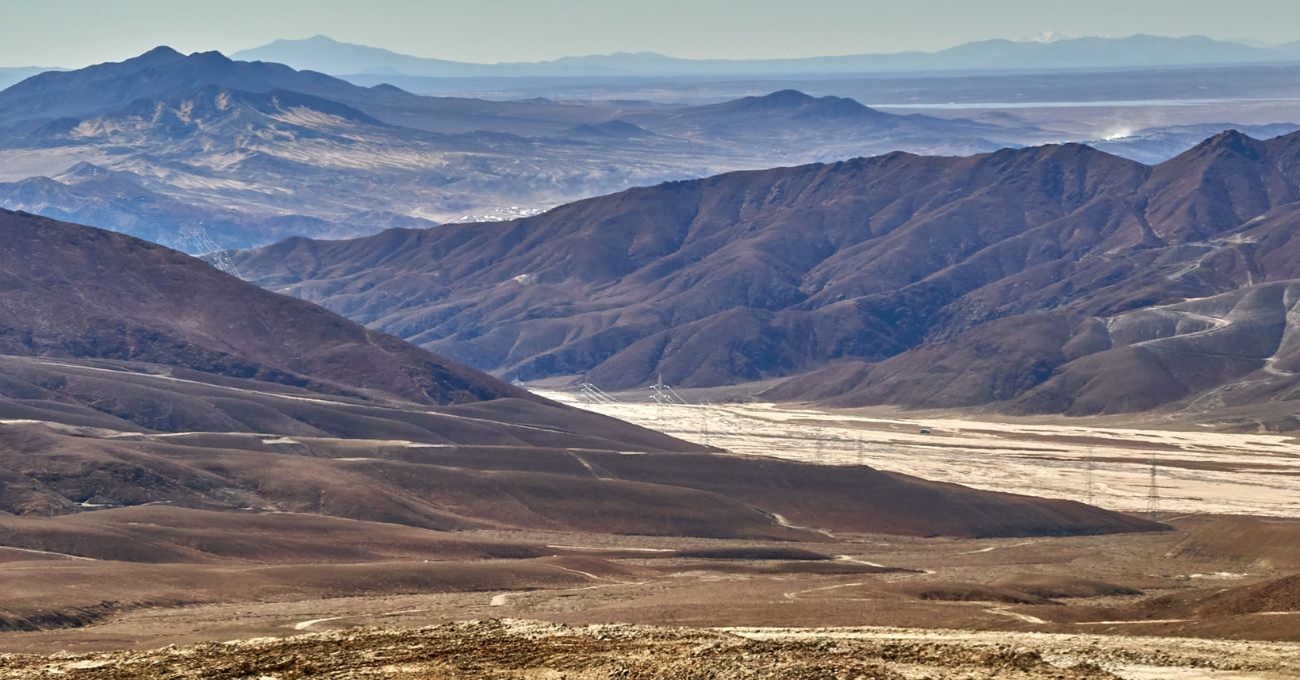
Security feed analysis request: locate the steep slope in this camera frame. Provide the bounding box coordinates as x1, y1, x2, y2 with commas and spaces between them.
0, 209, 1156, 543
231, 131, 1300, 421
0, 209, 521, 406
231, 143, 1152, 385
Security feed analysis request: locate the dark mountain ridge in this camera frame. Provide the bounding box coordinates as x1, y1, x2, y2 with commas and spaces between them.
0, 48, 355, 132
230, 130, 1300, 423
0, 46, 621, 139
0, 208, 521, 406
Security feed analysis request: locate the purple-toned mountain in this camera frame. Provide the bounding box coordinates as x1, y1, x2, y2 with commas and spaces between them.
0, 208, 529, 407
231, 131, 1300, 424
0, 209, 1157, 542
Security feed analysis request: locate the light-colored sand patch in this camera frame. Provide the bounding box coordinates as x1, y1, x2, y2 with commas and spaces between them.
541, 391, 1300, 518
292, 616, 344, 631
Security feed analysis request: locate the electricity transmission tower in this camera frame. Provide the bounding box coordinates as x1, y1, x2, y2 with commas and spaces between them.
1085, 448, 1096, 506
178, 224, 244, 279
649, 374, 686, 419
1146, 454, 1161, 521
699, 401, 711, 447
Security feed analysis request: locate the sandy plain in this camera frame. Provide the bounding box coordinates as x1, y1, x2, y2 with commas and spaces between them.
542, 390, 1300, 519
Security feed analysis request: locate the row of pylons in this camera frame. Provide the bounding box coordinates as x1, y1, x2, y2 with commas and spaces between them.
575, 380, 1163, 520
1085, 447, 1160, 520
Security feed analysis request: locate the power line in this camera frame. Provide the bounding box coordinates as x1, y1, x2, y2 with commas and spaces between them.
578, 381, 619, 404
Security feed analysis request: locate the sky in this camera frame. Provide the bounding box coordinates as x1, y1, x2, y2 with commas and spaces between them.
2, 0, 1298, 67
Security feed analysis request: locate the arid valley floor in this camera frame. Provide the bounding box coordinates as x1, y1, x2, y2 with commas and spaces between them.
542, 391, 1300, 519
2, 393, 1299, 678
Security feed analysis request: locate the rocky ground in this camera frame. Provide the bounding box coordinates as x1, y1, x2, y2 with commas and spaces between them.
7, 619, 1299, 679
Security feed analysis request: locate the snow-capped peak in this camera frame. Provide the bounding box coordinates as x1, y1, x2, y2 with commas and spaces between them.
1017, 31, 1076, 44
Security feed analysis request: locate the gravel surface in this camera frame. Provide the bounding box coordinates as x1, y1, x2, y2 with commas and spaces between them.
4, 619, 1298, 679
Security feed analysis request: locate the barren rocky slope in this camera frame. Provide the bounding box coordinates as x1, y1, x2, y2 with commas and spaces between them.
232, 130, 1300, 419
0, 209, 523, 407
0, 210, 1155, 544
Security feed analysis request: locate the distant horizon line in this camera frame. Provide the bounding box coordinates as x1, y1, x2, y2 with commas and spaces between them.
229, 31, 1292, 67
12, 30, 1295, 72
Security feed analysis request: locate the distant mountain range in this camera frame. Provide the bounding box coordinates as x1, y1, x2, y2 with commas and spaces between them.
229, 130, 1300, 428
0, 45, 1294, 258
0, 47, 1053, 251
232, 34, 1300, 79
0, 66, 60, 91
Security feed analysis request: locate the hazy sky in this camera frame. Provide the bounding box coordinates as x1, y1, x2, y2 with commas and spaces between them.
3, 0, 1298, 67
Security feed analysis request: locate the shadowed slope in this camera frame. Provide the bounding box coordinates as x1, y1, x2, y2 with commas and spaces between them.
231, 131, 1300, 420
0, 209, 524, 406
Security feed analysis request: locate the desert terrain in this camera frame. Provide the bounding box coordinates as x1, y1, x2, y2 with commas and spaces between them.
5, 10, 1300, 678
2, 392, 1299, 677
1, 510, 1299, 677
543, 391, 1300, 519
5, 618, 1300, 679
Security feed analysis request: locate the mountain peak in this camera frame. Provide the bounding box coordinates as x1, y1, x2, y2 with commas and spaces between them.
54, 161, 114, 181
186, 50, 236, 65
983, 141, 1124, 170
130, 45, 186, 66
1204, 128, 1258, 146
759, 89, 815, 105
720, 90, 821, 114
1017, 31, 1075, 44
1191, 129, 1267, 159
0, 43, 364, 128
